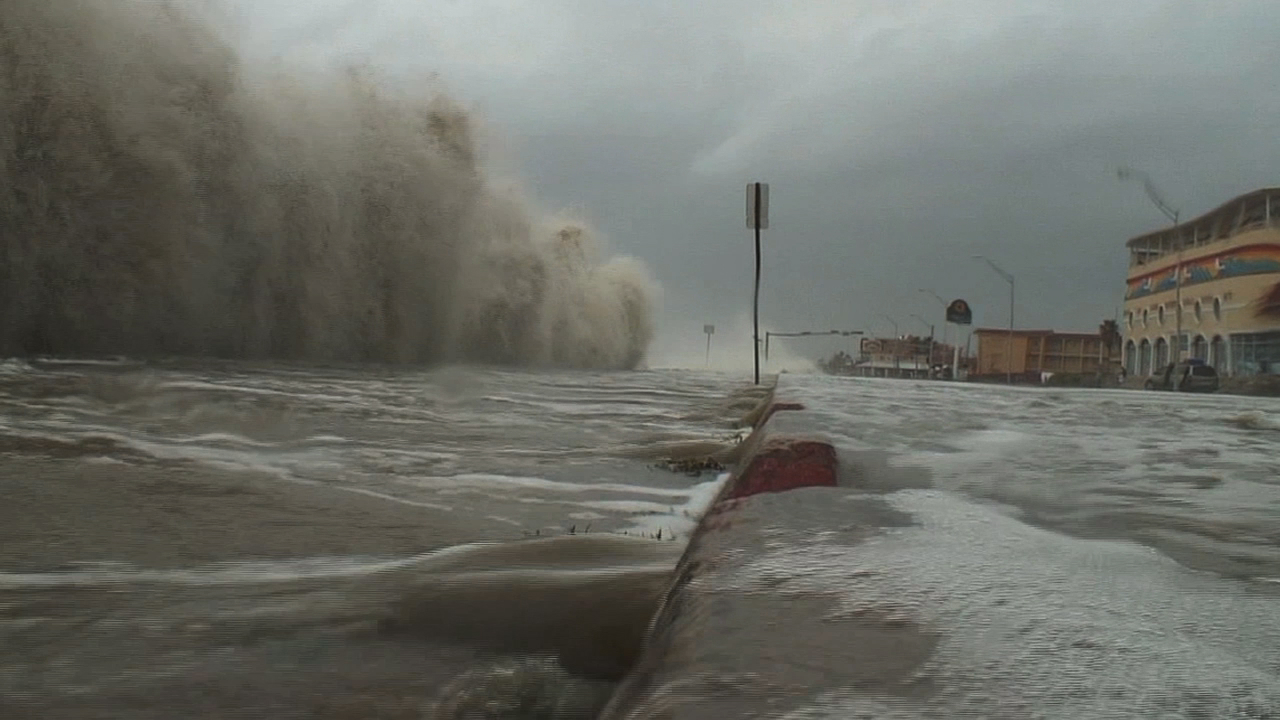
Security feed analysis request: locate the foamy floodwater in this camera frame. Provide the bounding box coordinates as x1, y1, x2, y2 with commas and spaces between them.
0, 359, 745, 718
3, 362, 1278, 718
757, 374, 1280, 718
0, 360, 740, 550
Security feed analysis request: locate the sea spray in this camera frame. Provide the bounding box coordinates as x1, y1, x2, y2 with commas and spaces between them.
0, 0, 655, 368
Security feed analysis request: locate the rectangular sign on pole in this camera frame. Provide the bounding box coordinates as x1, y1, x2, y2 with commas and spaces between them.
746, 182, 770, 230
704, 324, 715, 335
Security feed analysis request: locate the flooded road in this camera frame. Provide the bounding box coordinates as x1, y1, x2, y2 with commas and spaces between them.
1, 361, 1278, 718
0, 359, 747, 718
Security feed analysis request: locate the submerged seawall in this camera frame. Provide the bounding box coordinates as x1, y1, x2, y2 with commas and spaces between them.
601, 372, 1280, 719
599, 377, 865, 719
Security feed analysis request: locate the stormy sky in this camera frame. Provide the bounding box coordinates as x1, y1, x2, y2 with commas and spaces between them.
225, 0, 1280, 366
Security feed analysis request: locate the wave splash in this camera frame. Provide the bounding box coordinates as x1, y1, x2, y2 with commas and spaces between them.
0, 0, 655, 369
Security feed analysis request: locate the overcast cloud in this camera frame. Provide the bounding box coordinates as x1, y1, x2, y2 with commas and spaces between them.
225, 0, 1280, 365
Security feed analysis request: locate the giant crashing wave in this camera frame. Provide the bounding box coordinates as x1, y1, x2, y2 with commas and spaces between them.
0, 0, 656, 369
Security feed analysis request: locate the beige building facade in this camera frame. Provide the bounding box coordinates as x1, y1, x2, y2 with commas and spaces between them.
1122, 188, 1280, 377
973, 328, 1108, 378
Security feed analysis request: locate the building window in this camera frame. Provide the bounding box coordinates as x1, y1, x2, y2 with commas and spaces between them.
1194, 301, 1202, 323
1154, 337, 1169, 368
1213, 297, 1223, 321
1229, 332, 1280, 375
1126, 311, 1134, 330
1192, 335, 1207, 360
1142, 308, 1149, 327
1139, 339, 1152, 375
1157, 305, 1165, 326
1211, 336, 1226, 372
1125, 340, 1137, 374
1242, 198, 1267, 229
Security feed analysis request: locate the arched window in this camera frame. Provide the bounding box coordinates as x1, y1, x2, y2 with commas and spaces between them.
1154, 337, 1169, 368
1194, 301, 1202, 323
1125, 340, 1137, 374
1213, 297, 1223, 321
1158, 305, 1166, 326
1192, 335, 1207, 360
1139, 339, 1152, 375
1210, 336, 1226, 372
1142, 308, 1150, 327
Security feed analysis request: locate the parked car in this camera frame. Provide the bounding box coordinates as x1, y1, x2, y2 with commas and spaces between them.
1144, 359, 1220, 393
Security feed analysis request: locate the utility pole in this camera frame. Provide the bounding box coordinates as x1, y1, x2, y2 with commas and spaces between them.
1117, 166, 1183, 365
973, 255, 1015, 385
703, 324, 715, 367
746, 182, 770, 385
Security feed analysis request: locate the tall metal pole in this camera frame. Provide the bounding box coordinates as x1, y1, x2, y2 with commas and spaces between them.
911, 314, 933, 375
880, 314, 899, 377
753, 183, 762, 385
1116, 167, 1183, 365
1173, 211, 1182, 365
973, 255, 1015, 385
1008, 276, 1015, 385
705, 332, 712, 367
918, 289, 949, 346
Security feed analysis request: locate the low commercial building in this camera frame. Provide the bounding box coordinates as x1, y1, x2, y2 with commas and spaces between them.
1122, 187, 1280, 376
854, 336, 957, 378
973, 328, 1111, 380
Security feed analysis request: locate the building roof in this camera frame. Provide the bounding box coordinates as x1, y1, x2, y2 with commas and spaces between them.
1125, 187, 1280, 249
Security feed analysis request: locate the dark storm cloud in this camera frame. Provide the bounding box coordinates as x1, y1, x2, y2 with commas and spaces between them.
233, 0, 1280, 365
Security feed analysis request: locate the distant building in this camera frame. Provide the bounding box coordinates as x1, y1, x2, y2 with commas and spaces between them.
1122, 187, 1280, 377
854, 336, 957, 378
973, 328, 1109, 380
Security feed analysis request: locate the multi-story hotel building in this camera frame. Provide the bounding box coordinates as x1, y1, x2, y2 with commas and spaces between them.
1123, 188, 1280, 377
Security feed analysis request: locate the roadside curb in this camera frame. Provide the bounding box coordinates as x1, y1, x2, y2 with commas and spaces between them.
598, 383, 838, 719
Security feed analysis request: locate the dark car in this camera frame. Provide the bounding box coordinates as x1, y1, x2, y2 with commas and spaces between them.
1144, 359, 1220, 393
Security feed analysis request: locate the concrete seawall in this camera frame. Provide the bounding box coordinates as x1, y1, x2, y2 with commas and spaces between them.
598, 377, 931, 719
594, 372, 1280, 719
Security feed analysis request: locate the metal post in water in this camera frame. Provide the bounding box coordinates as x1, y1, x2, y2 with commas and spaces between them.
754, 191, 761, 385
746, 182, 769, 385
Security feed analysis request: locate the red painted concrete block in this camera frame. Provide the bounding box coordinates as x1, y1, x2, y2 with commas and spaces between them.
725, 439, 837, 500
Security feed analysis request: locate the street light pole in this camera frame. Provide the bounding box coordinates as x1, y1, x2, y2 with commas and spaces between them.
972, 255, 1015, 385
880, 314, 900, 377
1116, 167, 1183, 365
917, 289, 949, 346
911, 314, 935, 377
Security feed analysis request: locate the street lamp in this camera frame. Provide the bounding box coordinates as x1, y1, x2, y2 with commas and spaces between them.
1117, 166, 1183, 365
880, 314, 900, 376
972, 255, 1015, 385
911, 313, 935, 376
917, 289, 949, 345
